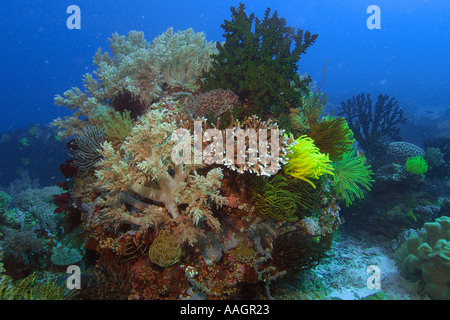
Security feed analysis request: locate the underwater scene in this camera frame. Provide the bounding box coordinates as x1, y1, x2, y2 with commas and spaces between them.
0, 0, 449, 305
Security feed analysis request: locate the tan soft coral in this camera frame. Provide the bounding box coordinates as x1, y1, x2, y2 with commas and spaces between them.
52, 31, 163, 139
94, 106, 227, 245
150, 27, 217, 88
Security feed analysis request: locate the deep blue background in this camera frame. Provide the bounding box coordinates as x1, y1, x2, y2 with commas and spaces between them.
1, 0, 449, 132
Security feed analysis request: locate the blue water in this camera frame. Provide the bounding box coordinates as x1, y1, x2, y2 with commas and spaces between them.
1, 0, 449, 133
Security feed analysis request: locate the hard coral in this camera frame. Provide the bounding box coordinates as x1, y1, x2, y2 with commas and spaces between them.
222, 116, 295, 176
386, 141, 425, 164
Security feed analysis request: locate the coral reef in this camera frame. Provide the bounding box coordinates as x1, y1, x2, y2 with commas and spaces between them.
0, 271, 67, 300
272, 230, 328, 272
302, 92, 328, 129
100, 110, 134, 145
94, 107, 227, 245
52, 27, 214, 138
252, 175, 315, 222
34, 4, 401, 301
151, 27, 217, 89
194, 89, 240, 119
148, 233, 182, 268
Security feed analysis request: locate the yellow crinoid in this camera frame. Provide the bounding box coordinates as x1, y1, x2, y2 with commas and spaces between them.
283, 135, 334, 188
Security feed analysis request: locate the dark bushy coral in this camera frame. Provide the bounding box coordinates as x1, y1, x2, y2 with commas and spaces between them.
200, 2, 317, 123
338, 93, 407, 158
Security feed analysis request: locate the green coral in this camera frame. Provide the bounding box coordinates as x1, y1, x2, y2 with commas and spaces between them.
398, 216, 450, 300
252, 175, 315, 222
405, 156, 428, 175
200, 2, 318, 123
332, 148, 374, 207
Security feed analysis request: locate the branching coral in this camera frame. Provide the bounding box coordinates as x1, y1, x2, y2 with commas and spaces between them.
283, 135, 334, 188
332, 148, 374, 207
200, 3, 318, 121
306, 115, 354, 162
94, 107, 227, 245
338, 93, 407, 156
